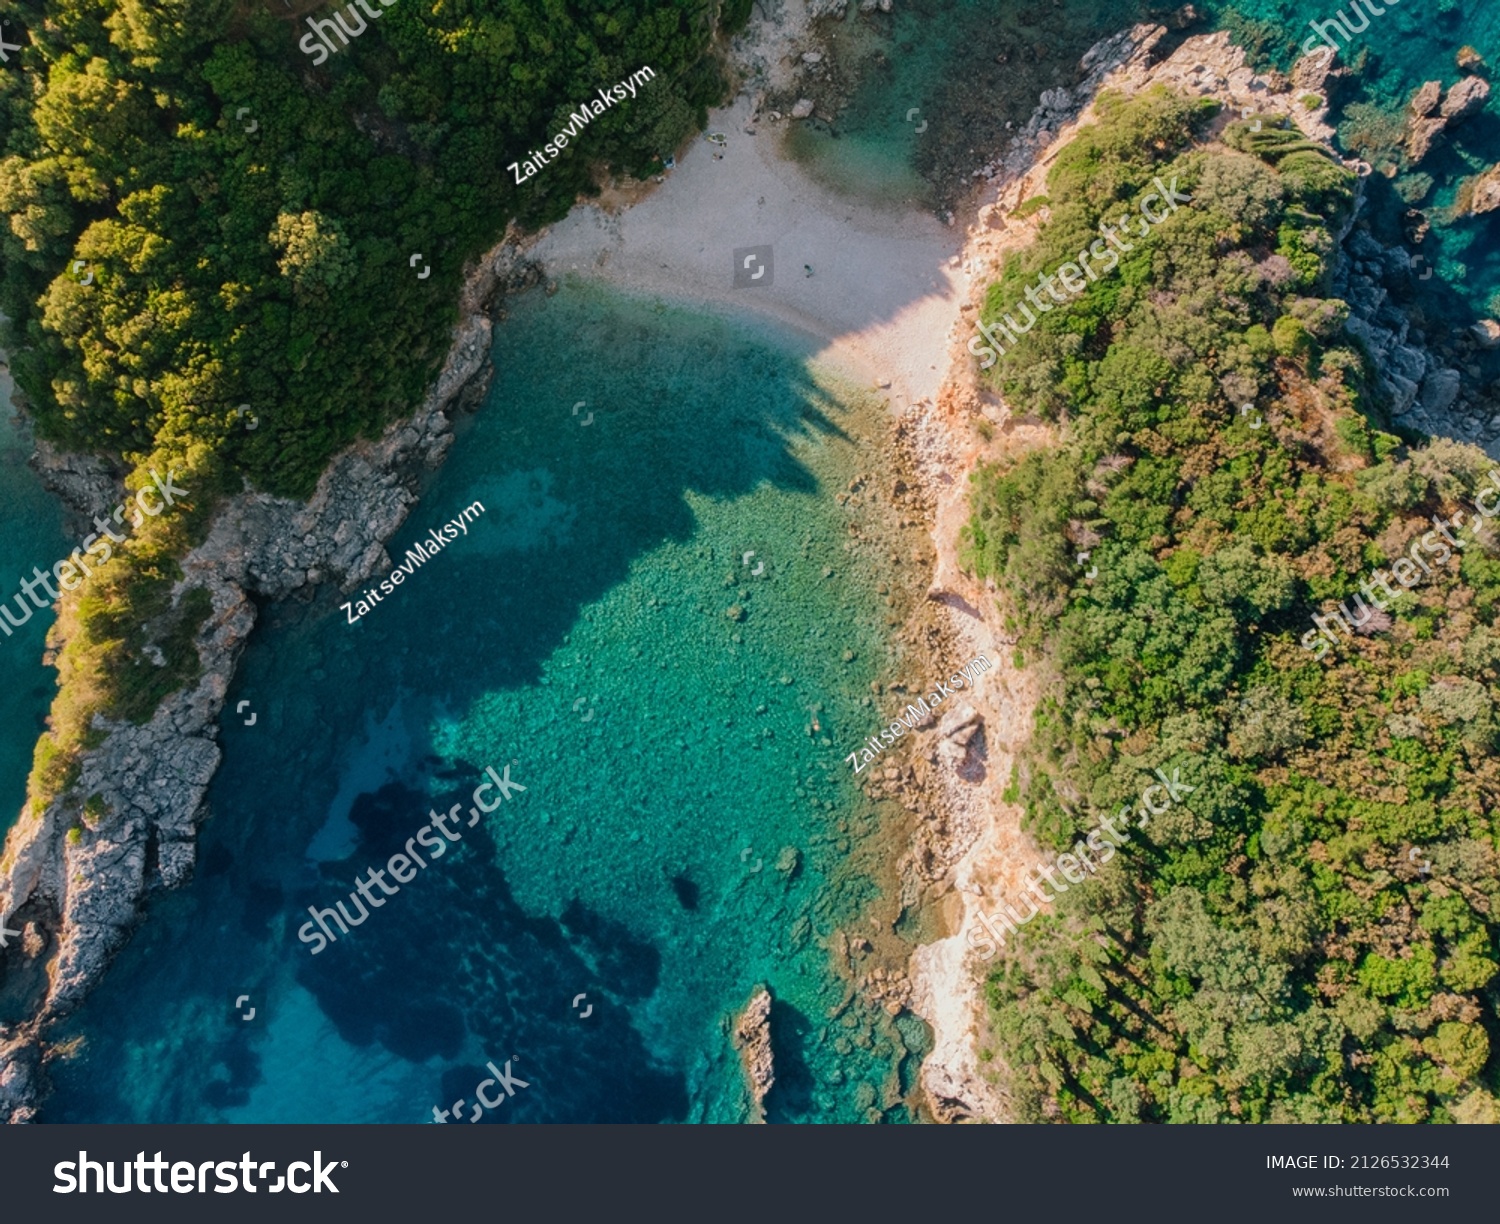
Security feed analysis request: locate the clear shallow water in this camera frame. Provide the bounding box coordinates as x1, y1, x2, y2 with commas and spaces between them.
785, 0, 1153, 209
0, 370, 67, 835
43, 283, 925, 1123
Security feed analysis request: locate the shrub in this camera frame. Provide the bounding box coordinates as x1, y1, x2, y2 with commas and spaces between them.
962, 86, 1500, 1124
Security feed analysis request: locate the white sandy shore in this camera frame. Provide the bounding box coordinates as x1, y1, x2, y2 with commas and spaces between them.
527, 93, 964, 410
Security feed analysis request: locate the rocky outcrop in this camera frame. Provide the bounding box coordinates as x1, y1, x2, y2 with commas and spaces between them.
1335, 224, 1499, 448
1411, 81, 1442, 118
1289, 44, 1346, 146
732, 986, 775, 1122
970, 25, 1171, 188
26, 441, 122, 533
1460, 163, 1500, 216
857, 963, 913, 1017
1441, 76, 1490, 123
0, 229, 541, 1123
1404, 77, 1490, 164
935, 704, 984, 779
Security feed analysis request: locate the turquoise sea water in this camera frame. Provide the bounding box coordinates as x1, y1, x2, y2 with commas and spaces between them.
785, 0, 1155, 208
13, 1, 1497, 1125
42, 284, 927, 1123
0, 370, 67, 835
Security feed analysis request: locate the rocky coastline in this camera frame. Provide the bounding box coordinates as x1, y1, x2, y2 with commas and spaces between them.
1, 5, 1490, 1128
899, 22, 1496, 1123
0, 231, 542, 1123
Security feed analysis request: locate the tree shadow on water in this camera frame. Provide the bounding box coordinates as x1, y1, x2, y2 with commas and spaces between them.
296, 780, 687, 1122
350, 287, 856, 712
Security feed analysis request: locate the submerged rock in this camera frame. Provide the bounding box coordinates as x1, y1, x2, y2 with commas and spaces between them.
1461, 164, 1500, 216
1471, 320, 1500, 349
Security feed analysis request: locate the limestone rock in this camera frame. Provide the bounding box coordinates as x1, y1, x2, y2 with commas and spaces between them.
732, 987, 775, 1122
1410, 81, 1443, 118
1419, 368, 1461, 416
29, 440, 125, 536
1440, 76, 1490, 123
0, 1036, 41, 1125
1406, 77, 1491, 163
1470, 320, 1500, 349
790, 98, 815, 120
1292, 44, 1338, 97
1406, 117, 1447, 163
1463, 164, 1500, 216
938, 704, 982, 746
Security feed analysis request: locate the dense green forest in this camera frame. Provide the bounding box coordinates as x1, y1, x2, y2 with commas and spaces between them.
0, 0, 732, 803
963, 88, 1500, 1122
